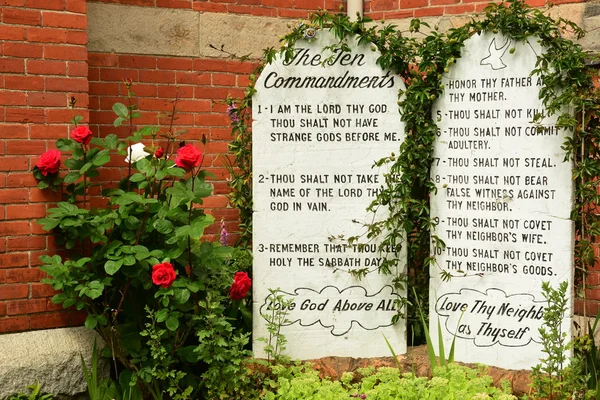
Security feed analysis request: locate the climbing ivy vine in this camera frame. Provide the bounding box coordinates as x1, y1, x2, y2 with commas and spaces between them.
225, 0, 600, 340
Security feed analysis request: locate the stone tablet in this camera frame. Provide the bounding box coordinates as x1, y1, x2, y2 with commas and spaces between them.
252, 31, 407, 359
430, 32, 573, 370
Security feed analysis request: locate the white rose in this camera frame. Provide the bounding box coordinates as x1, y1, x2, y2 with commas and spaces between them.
125, 143, 150, 163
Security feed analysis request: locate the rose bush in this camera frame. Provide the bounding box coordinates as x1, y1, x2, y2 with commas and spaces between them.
34, 94, 256, 399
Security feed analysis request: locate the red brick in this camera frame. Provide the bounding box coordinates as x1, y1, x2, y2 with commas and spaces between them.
0, 124, 27, 139
156, 0, 192, 8
0, 59, 25, 74
118, 55, 156, 69
157, 57, 193, 70
28, 92, 67, 107
384, 10, 413, 18
175, 71, 211, 85
0, 25, 26, 41
42, 11, 86, 29
89, 82, 119, 95
66, 30, 86, 45
193, 59, 229, 72
0, 221, 31, 235
0, 0, 26, 5
44, 108, 79, 123
0, 284, 29, 300
6, 139, 47, 154
0, 91, 27, 106
2, 8, 41, 25
0, 253, 29, 268
0, 156, 29, 172
6, 204, 46, 219
414, 6, 443, 16
5, 108, 45, 123
139, 70, 175, 83
30, 312, 71, 329
27, 59, 66, 75
99, 68, 138, 82
88, 53, 118, 67
31, 283, 55, 298
44, 44, 87, 61
5, 75, 44, 91
6, 173, 38, 187
0, 316, 29, 333
65, 0, 86, 13
7, 236, 46, 251
26, 0, 66, 9
0, 188, 28, 204
127, 83, 157, 97
45, 76, 87, 92
3, 42, 44, 58
27, 27, 68, 43
177, 99, 211, 112
193, 2, 228, 12
0, 303, 6, 317
7, 298, 47, 315
29, 124, 67, 139
444, 3, 475, 14
212, 74, 236, 86
6, 268, 45, 283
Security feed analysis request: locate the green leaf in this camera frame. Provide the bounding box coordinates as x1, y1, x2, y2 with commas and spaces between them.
87, 281, 104, 299
153, 219, 174, 234
114, 117, 126, 127
113, 102, 129, 118
93, 149, 110, 166
85, 315, 97, 329
63, 171, 81, 184
38, 218, 60, 231
105, 259, 124, 275
174, 288, 190, 305
129, 173, 146, 182
51, 293, 68, 304
165, 315, 179, 331
156, 308, 169, 323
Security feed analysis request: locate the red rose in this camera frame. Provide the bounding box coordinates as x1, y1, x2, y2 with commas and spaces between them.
151, 262, 177, 288
71, 126, 93, 145
36, 149, 61, 176
154, 147, 164, 158
230, 272, 251, 300
175, 144, 203, 170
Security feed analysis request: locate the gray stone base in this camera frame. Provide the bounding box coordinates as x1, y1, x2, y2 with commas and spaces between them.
0, 327, 107, 400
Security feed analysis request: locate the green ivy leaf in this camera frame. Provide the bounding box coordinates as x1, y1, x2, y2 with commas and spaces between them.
63, 171, 81, 184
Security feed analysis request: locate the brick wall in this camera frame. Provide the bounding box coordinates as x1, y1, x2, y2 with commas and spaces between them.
0, 0, 88, 333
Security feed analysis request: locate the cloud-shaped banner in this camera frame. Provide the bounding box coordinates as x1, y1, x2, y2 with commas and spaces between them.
435, 288, 547, 347
260, 285, 399, 336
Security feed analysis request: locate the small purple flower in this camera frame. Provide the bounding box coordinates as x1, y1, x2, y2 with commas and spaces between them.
219, 219, 230, 246
226, 104, 239, 123
360, 395, 367, 400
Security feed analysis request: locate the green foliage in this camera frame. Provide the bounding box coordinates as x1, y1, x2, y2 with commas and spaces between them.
574, 311, 600, 398
81, 339, 119, 400
263, 362, 517, 400
257, 288, 293, 364
7, 383, 53, 400
529, 281, 593, 400
34, 91, 253, 398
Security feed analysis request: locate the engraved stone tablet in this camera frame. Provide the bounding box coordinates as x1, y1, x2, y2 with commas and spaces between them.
430, 32, 573, 370
252, 31, 407, 359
